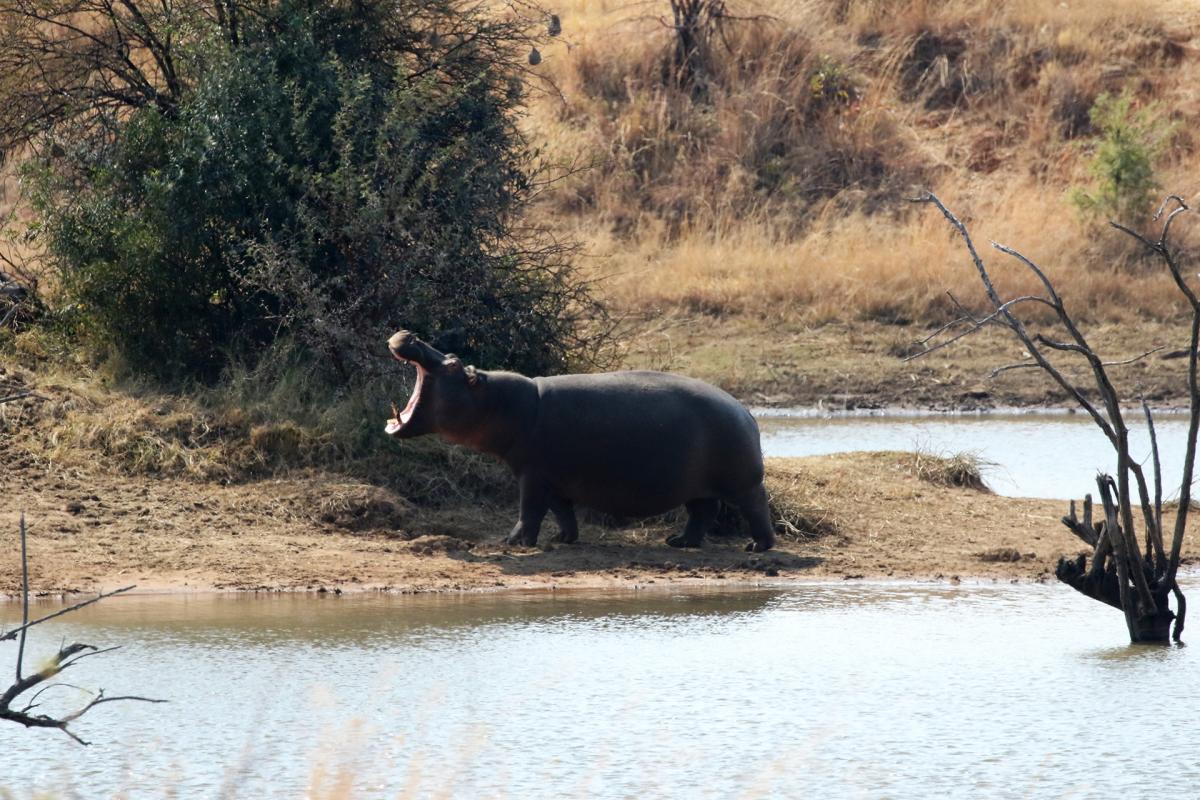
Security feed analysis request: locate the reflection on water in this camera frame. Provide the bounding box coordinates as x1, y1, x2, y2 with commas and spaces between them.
758, 412, 1195, 499
2, 584, 1198, 798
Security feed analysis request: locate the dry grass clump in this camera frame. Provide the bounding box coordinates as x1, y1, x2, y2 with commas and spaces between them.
309, 484, 415, 532
904, 448, 991, 491
5, 361, 515, 507
29, 382, 258, 478
763, 468, 840, 539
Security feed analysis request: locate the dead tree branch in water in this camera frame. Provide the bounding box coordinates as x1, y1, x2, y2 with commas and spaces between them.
2, 514, 163, 744
910, 192, 1197, 643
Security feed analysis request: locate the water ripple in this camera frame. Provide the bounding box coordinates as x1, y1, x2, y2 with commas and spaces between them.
1, 584, 1196, 798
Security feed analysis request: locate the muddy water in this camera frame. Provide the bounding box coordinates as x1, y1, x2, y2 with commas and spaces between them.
758, 411, 1195, 499
2, 585, 1198, 798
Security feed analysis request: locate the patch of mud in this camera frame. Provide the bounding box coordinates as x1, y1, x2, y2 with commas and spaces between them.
398, 535, 475, 555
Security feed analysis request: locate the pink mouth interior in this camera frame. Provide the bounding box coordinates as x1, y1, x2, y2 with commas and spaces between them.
385, 361, 425, 435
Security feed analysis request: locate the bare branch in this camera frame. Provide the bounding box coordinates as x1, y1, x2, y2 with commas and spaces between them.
1, 585, 137, 642
1104, 346, 1166, 368
989, 361, 1039, 379
3, 516, 158, 742
0, 392, 44, 404
1062, 495, 1099, 546
904, 295, 1052, 363
1109, 220, 1160, 253
1154, 195, 1190, 244
1173, 583, 1187, 642
1097, 475, 1140, 633
1167, 309, 1200, 586
1033, 335, 1087, 355
1143, 399, 1165, 569
921, 191, 1196, 642
16, 513, 29, 682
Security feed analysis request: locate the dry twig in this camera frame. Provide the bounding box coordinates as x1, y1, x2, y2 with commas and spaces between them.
2, 514, 164, 743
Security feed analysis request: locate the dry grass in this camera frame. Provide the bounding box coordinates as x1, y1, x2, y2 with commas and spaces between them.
578, 180, 1200, 325
528, 0, 1200, 324
762, 465, 841, 538
904, 447, 991, 491
815, 0, 1174, 34
536, 14, 921, 236
3, 359, 514, 508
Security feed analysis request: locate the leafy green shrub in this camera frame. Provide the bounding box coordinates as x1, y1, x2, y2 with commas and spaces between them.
24, 0, 603, 382
1070, 89, 1176, 224
808, 57, 858, 111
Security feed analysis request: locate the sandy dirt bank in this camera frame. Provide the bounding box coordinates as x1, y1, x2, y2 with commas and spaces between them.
5, 445, 1196, 596
4, 317, 1197, 596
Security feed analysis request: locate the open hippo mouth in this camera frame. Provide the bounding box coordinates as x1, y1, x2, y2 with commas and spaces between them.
385, 361, 424, 435
385, 331, 443, 437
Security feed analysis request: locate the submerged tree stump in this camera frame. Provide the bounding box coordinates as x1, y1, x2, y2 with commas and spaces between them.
1056, 493, 1178, 643
915, 193, 1195, 644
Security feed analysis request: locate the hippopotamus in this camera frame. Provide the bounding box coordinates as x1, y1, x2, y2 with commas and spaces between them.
384, 331, 775, 552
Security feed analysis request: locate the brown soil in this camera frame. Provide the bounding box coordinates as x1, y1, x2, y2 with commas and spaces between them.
4, 317, 1197, 595
5, 438, 1196, 595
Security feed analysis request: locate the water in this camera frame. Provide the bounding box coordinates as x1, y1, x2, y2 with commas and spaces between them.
758, 411, 1196, 500
1, 585, 1197, 798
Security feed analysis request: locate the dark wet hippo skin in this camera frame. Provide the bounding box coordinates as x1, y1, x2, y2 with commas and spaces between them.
385, 331, 775, 552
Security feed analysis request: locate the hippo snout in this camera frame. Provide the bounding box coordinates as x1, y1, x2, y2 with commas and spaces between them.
388, 330, 416, 358
387, 330, 449, 370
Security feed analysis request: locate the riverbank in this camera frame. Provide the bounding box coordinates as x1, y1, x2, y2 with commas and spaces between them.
4, 313, 1198, 595
618, 314, 1195, 411
5, 439, 1196, 595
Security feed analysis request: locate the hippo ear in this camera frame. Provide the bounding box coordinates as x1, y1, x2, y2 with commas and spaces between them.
464, 365, 480, 386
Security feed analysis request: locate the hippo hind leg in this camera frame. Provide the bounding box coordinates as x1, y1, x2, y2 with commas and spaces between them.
731, 483, 775, 553
666, 498, 719, 549
506, 473, 549, 547
549, 494, 579, 544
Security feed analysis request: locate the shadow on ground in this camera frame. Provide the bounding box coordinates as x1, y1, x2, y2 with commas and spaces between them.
447, 529, 824, 579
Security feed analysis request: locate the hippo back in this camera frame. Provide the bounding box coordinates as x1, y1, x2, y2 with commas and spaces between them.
530, 371, 763, 517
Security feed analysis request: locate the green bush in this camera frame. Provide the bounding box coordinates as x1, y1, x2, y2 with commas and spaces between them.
1070, 89, 1176, 224
25, 0, 602, 382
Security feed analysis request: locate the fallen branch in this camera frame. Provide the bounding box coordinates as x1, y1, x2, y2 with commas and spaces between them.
0, 391, 44, 405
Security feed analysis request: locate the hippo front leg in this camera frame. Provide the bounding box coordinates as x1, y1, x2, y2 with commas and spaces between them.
505, 473, 549, 547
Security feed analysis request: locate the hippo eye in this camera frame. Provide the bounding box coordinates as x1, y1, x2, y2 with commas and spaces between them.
442, 355, 463, 372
